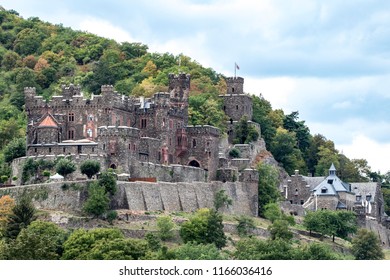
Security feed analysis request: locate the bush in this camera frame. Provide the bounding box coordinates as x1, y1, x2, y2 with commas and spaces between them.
55, 158, 76, 179
229, 148, 241, 158
83, 184, 109, 218
106, 210, 117, 225
235, 215, 256, 237
156, 216, 175, 241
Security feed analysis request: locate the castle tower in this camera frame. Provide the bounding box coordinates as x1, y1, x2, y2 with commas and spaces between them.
168, 73, 190, 101
220, 76, 253, 122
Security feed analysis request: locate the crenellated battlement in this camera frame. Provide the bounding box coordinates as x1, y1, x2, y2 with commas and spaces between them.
186, 125, 220, 137
98, 126, 140, 138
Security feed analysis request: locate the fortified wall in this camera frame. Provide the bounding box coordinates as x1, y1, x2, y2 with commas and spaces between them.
0, 179, 258, 216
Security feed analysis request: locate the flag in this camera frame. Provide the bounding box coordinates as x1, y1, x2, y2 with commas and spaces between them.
235, 63, 240, 70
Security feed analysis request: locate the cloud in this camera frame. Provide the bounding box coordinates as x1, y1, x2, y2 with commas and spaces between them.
78, 17, 136, 43
338, 135, 390, 173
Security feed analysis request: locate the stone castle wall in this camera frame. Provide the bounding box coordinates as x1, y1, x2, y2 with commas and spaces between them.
0, 179, 258, 216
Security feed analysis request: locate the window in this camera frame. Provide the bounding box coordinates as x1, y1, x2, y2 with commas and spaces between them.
169, 120, 173, 129
300, 200, 304, 205
87, 128, 93, 138
48, 148, 51, 153
92, 147, 94, 153
68, 129, 74, 139
162, 118, 165, 127
129, 144, 131, 150
103, 144, 106, 150
327, 179, 334, 184
63, 147, 66, 153
88, 115, 93, 121
236, 105, 238, 110
321, 187, 327, 194
232, 87, 235, 92
68, 113, 75, 122
141, 119, 147, 128
192, 139, 197, 148
34, 148, 37, 153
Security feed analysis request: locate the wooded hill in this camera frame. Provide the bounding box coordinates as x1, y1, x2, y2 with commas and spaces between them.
0, 7, 389, 214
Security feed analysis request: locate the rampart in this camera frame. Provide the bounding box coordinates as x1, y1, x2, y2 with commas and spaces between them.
0, 179, 258, 216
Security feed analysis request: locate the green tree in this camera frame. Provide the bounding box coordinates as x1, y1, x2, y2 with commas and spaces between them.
55, 158, 76, 180
268, 219, 293, 241
4, 196, 36, 239
299, 243, 340, 260
180, 208, 226, 249
214, 189, 232, 211
3, 137, 26, 163
234, 238, 297, 260
62, 228, 124, 260
98, 169, 117, 195
83, 183, 110, 218
315, 146, 340, 176
8, 221, 67, 260
156, 216, 175, 241
235, 215, 256, 237
172, 242, 227, 260
234, 115, 259, 144
351, 229, 384, 260
80, 160, 101, 179
257, 163, 281, 217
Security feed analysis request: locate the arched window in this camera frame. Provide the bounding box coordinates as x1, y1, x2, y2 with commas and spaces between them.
87, 128, 93, 138
68, 129, 75, 139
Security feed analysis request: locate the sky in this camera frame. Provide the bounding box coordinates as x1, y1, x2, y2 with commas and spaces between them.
2, 0, 390, 173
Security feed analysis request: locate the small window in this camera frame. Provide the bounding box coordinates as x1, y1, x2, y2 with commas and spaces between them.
68, 129, 75, 139
300, 200, 304, 205
327, 179, 333, 184
92, 147, 94, 152
63, 147, 66, 153
129, 144, 131, 150
68, 113, 75, 122
87, 128, 93, 138
192, 139, 196, 148
232, 87, 235, 92
103, 144, 106, 150
34, 148, 37, 153
321, 187, 327, 194
236, 105, 239, 110
48, 148, 51, 153
88, 115, 93, 121
141, 119, 147, 128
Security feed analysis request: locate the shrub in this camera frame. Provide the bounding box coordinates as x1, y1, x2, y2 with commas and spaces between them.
229, 148, 241, 158
156, 216, 175, 241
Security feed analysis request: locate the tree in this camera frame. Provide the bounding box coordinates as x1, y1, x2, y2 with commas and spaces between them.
234, 238, 298, 260
3, 137, 26, 163
98, 169, 117, 195
214, 189, 232, 211
8, 221, 67, 260
172, 242, 227, 260
80, 160, 100, 179
234, 116, 259, 144
303, 210, 357, 242
55, 158, 76, 180
351, 229, 384, 260
315, 146, 340, 176
4, 196, 36, 239
299, 243, 340, 260
62, 228, 124, 260
0, 195, 15, 230
268, 219, 293, 241
235, 215, 256, 237
156, 216, 175, 241
257, 163, 281, 217
180, 208, 226, 249
83, 183, 110, 218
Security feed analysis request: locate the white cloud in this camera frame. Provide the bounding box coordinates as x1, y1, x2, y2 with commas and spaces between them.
78, 17, 136, 43
338, 135, 390, 173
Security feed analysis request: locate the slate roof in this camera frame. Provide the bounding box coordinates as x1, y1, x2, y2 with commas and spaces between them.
312, 164, 351, 196
350, 182, 379, 201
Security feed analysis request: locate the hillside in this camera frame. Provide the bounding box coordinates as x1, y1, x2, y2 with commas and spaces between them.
0, 8, 389, 261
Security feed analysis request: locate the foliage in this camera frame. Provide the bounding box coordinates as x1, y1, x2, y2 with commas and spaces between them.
268, 219, 293, 241
180, 208, 226, 249
303, 210, 357, 242
0, 195, 15, 229
234, 115, 259, 144
235, 215, 256, 237
351, 229, 384, 260
213, 189, 232, 211
234, 238, 298, 260
172, 242, 227, 260
7, 220, 67, 260
62, 228, 124, 260
106, 210, 118, 225
4, 195, 36, 239
80, 160, 101, 179
55, 158, 76, 179
228, 148, 241, 158
156, 216, 175, 241
298, 242, 340, 260
98, 169, 117, 196
3, 137, 26, 163
83, 183, 110, 218
145, 232, 161, 251
257, 163, 281, 217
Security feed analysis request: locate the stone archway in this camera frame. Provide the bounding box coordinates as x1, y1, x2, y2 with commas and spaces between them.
188, 160, 201, 168
110, 163, 117, 169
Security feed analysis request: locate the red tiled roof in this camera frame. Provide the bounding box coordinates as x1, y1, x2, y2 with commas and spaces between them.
38, 115, 58, 128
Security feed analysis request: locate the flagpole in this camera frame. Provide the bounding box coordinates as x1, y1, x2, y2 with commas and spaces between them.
234, 63, 236, 78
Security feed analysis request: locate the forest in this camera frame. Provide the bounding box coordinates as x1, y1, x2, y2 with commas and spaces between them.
0, 7, 389, 215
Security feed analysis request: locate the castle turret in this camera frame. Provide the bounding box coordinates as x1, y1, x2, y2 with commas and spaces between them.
61, 84, 81, 99
220, 77, 253, 122
168, 73, 190, 101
